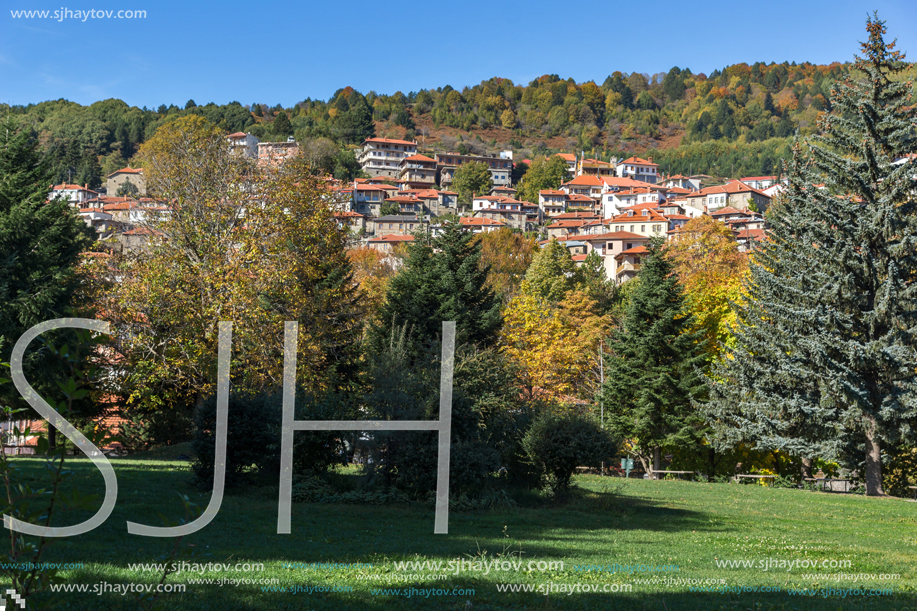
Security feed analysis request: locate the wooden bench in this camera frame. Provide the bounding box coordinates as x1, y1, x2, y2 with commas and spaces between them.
735, 474, 775, 486
650, 470, 694, 480
804, 477, 852, 493
908, 485, 917, 500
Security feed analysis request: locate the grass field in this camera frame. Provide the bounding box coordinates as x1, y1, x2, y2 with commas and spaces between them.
4, 445, 916, 610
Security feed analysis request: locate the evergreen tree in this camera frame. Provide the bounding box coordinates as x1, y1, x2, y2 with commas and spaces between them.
272, 111, 292, 138
0, 123, 95, 432
702, 15, 917, 495
599, 239, 707, 476
370, 223, 501, 354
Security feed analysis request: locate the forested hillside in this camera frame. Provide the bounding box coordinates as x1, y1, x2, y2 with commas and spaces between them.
6, 59, 905, 187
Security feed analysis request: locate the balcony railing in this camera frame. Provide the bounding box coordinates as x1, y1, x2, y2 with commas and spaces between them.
616, 261, 641, 274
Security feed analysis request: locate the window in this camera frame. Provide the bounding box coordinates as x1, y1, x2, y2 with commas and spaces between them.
654, 225, 660, 232
641, 225, 645, 232
629, 225, 634, 232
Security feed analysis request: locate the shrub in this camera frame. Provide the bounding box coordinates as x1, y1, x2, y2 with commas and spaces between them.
192, 389, 348, 488
521, 409, 619, 496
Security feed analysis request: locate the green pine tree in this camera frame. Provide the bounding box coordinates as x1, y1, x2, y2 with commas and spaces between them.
272, 111, 293, 138
370, 223, 501, 354
599, 238, 708, 476
702, 15, 917, 496
0, 123, 96, 438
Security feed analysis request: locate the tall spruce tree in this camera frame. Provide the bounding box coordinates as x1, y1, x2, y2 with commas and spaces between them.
0, 123, 95, 434
702, 15, 917, 495
369, 222, 502, 353
599, 239, 707, 476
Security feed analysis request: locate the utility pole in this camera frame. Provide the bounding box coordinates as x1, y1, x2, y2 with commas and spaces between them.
599, 340, 605, 475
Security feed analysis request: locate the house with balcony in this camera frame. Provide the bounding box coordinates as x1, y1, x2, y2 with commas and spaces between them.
578, 158, 615, 178
614, 246, 648, 283
348, 184, 390, 217
359, 138, 418, 178
615, 156, 659, 184
537, 190, 567, 218
398, 154, 438, 190
560, 174, 605, 199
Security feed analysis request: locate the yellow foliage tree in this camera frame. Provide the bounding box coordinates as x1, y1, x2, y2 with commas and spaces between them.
98, 115, 361, 414
664, 216, 748, 362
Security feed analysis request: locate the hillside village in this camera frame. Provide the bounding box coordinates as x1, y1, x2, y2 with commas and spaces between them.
54, 131, 784, 283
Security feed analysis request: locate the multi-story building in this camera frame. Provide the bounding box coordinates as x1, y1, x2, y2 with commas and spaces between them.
359, 138, 418, 178
605, 208, 670, 238
369, 214, 429, 238
227, 132, 261, 158
686, 180, 771, 213
398, 154, 438, 189
578, 158, 615, 178
615, 156, 659, 184
51, 183, 98, 205
538, 190, 567, 218
436, 153, 513, 188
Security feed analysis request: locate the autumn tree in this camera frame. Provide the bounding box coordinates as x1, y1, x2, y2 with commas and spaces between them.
472, 228, 538, 302
101, 115, 362, 423
664, 216, 747, 362
500, 240, 611, 401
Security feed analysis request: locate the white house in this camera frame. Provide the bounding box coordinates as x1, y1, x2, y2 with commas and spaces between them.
615, 156, 659, 184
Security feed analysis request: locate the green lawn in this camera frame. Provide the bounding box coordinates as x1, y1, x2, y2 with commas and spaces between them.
4, 448, 916, 610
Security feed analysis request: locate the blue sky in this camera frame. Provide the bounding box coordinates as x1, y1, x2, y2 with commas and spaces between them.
1, 0, 915, 108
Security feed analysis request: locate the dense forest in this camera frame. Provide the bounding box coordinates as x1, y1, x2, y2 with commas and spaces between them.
5, 59, 901, 188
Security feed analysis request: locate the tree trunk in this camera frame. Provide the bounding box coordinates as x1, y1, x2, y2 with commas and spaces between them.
652, 447, 661, 480
708, 447, 716, 481
800, 457, 813, 480
49, 426, 57, 451
864, 416, 885, 496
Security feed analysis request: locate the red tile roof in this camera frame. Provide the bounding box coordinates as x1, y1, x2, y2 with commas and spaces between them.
539, 189, 566, 196
403, 154, 437, 163
563, 175, 605, 187
618, 156, 658, 167
107, 167, 143, 177
460, 217, 506, 227
364, 137, 417, 146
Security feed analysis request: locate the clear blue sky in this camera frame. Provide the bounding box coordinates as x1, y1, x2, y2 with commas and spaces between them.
1, 0, 915, 108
